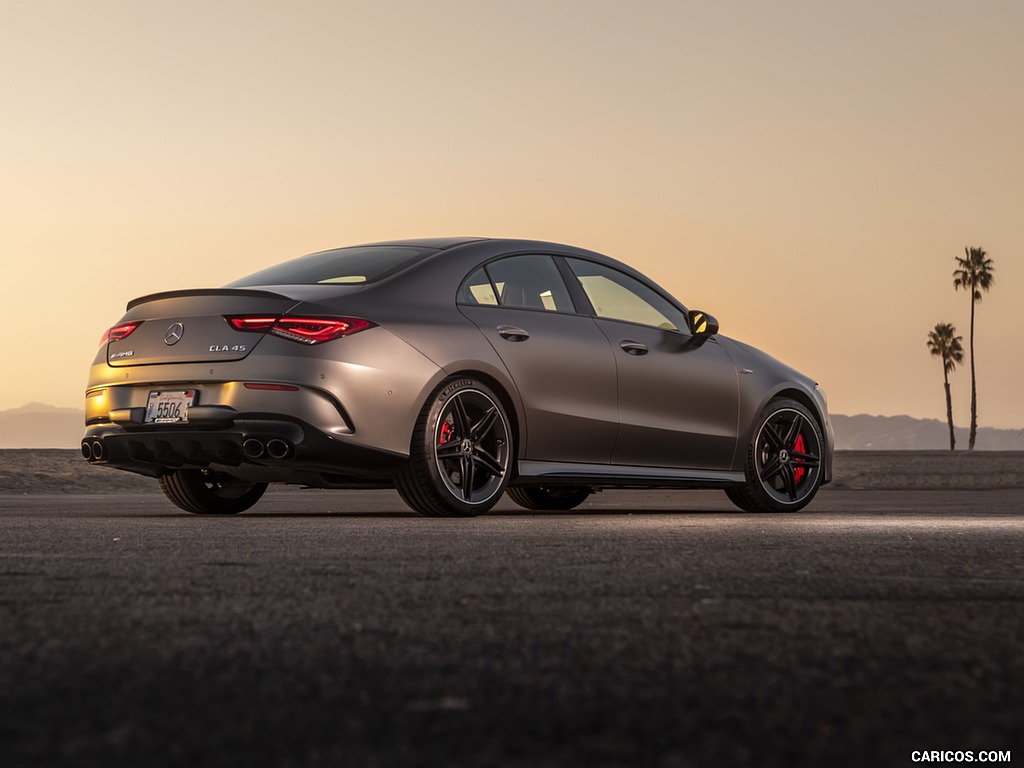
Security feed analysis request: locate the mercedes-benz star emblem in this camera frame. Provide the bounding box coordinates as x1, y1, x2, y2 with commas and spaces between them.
164, 322, 185, 346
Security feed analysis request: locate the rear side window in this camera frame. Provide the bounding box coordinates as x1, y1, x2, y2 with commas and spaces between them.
226, 246, 436, 287
460, 255, 575, 313
459, 268, 499, 305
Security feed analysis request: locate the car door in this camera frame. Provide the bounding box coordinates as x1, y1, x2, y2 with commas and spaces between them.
457, 254, 619, 464
565, 258, 740, 470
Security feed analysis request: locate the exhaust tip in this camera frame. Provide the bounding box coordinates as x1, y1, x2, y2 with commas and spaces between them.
90, 441, 106, 462
266, 438, 292, 460
242, 438, 266, 459
81, 441, 93, 461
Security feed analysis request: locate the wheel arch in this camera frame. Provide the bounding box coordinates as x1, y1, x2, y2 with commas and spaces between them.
773, 387, 826, 434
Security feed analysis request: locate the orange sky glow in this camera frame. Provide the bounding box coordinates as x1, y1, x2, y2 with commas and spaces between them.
2, 1, 1022, 430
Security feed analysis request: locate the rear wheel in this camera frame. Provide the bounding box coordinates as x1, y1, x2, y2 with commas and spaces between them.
395, 378, 513, 517
507, 486, 591, 511
726, 399, 824, 513
158, 469, 267, 515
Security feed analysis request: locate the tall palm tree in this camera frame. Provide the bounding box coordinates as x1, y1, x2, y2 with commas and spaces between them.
953, 247, 995, 450
927, 322, 964, 451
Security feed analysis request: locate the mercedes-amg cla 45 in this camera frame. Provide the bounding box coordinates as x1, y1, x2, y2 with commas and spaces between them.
83, 238, 833, 516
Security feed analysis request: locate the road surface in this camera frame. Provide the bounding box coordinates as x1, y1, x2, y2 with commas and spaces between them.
1, 488, 1021, 767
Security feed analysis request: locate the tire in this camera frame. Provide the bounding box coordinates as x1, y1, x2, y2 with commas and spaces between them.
394, 377, 513, 517
158, 469, 267, 515
506, 486, 591, 511
725, 398, 824, 513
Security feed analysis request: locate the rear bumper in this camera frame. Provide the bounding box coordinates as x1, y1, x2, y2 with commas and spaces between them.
82, 417, 403, 488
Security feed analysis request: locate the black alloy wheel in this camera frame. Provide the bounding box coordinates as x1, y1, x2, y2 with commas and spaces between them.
726, 398, 824, 513
395, 378, 513, 517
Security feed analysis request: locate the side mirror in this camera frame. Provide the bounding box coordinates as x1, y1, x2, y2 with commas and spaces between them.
686, 309, 719, 349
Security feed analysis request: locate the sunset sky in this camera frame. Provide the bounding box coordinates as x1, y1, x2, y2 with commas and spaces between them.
2, 1, 1021, 431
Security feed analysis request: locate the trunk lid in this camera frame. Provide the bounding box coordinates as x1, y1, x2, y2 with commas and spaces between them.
106, 289, 303, 367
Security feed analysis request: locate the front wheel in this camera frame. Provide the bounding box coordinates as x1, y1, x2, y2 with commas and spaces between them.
726, 399, 824, 513
158, 469, 267, 515
394, 378, 513, 517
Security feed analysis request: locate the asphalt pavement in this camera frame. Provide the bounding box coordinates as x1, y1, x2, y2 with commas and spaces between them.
1, 488, 1021, 768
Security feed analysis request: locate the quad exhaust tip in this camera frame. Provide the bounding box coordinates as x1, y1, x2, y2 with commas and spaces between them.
266, 438, 292, 460
242, 437, 293, 460
242, 438, 265, 459
81, 440, 106, 462
83, 436, 294, 463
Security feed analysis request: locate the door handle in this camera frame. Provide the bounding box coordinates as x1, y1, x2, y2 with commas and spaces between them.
497, 325, 530, 342
619, 340, 648, 355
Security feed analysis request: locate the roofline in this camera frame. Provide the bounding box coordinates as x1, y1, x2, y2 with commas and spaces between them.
338, 237, 490, 250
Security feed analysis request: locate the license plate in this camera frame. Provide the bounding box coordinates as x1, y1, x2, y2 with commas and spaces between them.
144, 390, 196, 424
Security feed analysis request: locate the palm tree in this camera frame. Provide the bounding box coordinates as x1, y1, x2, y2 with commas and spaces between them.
927, 322, 964, 451
953, 247, 995, 450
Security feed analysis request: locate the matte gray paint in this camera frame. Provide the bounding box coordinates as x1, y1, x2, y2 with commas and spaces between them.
84, 237, 833, 490
460, 305, 619, 464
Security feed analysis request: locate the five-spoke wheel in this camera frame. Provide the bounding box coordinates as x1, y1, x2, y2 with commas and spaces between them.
726, 398, 824, 513
396, 378, 513, 517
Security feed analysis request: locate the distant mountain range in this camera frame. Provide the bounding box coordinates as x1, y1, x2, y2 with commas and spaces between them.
830, 414, 1023, 451
0, 403, 85, 449
0, 403, 1021, 451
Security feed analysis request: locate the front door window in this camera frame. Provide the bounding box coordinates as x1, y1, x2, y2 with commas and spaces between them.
565, 258, 688, 332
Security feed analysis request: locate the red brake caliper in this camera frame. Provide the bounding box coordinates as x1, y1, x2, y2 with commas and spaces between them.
440, 420, 453, 445
793, 433, 806, 485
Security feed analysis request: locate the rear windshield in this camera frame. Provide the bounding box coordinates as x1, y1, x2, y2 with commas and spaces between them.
225, 246, 436, 287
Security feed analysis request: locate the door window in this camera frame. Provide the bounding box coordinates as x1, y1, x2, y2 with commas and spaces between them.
566, 258, 688, 331
459, 255, 575, 313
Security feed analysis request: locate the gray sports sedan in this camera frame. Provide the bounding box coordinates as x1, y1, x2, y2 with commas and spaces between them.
83, 238, 833, 516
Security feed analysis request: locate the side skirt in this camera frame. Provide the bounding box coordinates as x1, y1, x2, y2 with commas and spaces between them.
514, 461, 745, 490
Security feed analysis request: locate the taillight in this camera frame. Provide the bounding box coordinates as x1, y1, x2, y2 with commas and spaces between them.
225, 315, 375, 345
227, 317, 277, 332
273, 317, 374, 344
100, 321, 141, 346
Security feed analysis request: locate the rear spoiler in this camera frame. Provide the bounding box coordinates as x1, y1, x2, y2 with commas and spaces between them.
126, 288, 293, 310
